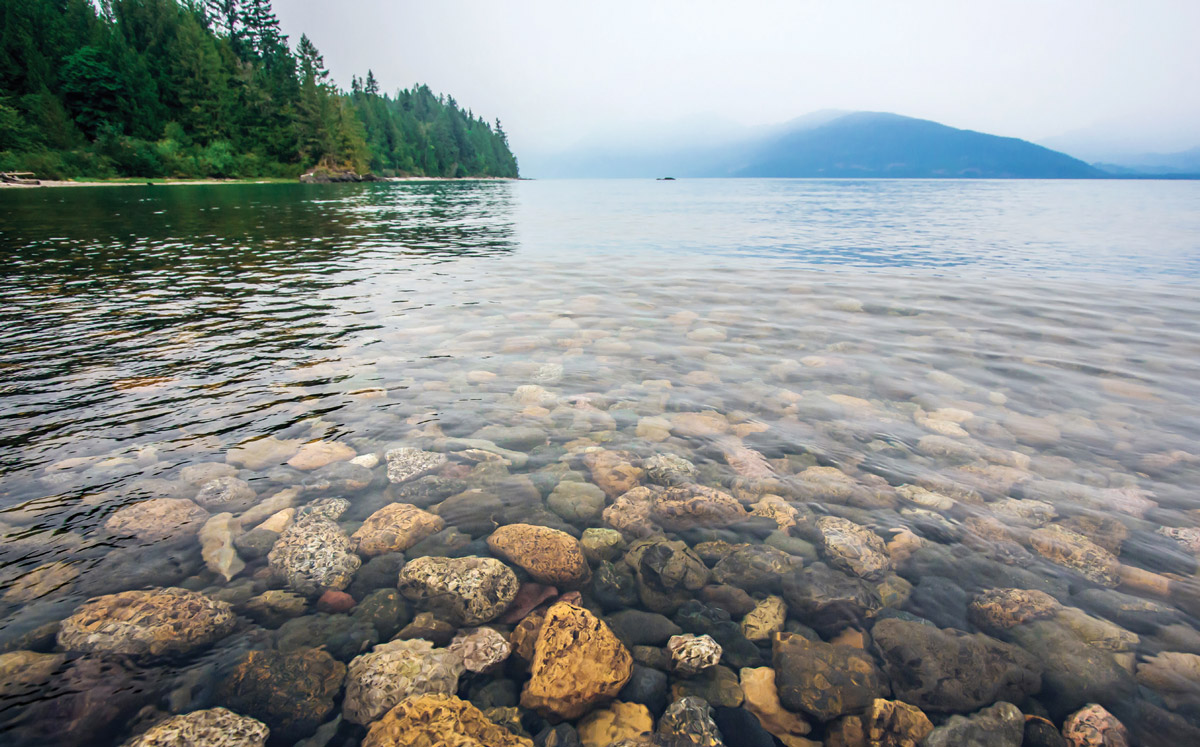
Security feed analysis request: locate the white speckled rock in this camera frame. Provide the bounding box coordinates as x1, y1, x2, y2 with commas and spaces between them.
122, 707, 269, 747
668, 633, 723, 675
268, 516, 361, 595
817, 516, 892, 580
448, 627, 512, 673
343, 639, 465, 725
194, 476, 256, 512
398, 555, 519, 625
57, 587, 235, 657
104, 498, 209, 541
385, 447, 447, 483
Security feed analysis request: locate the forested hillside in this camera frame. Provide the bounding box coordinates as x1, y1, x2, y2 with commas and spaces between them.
0, 0, 519, 179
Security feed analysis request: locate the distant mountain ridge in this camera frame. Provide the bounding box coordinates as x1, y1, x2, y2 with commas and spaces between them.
530, 111, 1105, 179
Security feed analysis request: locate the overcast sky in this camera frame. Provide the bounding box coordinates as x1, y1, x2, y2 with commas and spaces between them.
274, 0, 1200, 160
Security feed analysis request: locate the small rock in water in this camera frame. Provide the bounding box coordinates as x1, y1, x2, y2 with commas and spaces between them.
576, 701, 654, 746
398, 555, 519, 625
121, 707, 269, 747
199, 512, 245, 582
1062, 703, 1129, 747
361, 693, 533, 747
104, 497, 208, 540
772, 632, 884, 721
487, 523, 591, 588
217, 647, 345, 744
317, 589, 355, 613
226, 436, 302, 471
668, 633, 723, 675
58, 587, 235, 658
351, 503, 444, 556
449, 626, 512, 673
385, 447, 448, 483
288, 440, 356, 470
923, 701, 1024, 747
194, 475, 256, 512
342, 638, 464, 725
268, 516, 361, 595
658, 696, 724, 746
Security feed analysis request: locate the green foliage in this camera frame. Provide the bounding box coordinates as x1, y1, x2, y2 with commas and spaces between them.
0, 0, 518, 179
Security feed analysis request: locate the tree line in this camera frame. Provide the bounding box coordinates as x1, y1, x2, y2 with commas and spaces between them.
0, 0, 519, 179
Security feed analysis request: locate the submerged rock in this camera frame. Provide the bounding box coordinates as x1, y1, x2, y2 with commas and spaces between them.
739, 666, 812, 745
652, 485, 749, 531
521, 601, 634, 719
604, 486, 663, 538
923, 701, 1023, 747
741, 596, 787, 642
448, 626, 511, 673
1062, 703, 1128, 747
343, 638, 465, 725
351, 503, 444, 556
58, 587, 235, 657
216, 647, 345, 745
668, 633, 723, 675
968, 587, 1061, 632
104, 497, 208, 540
658, 696, 724, 746
781, 562, 881, 637
872, 617, 1042, 713
194, 476, 256, 512
772, 632, 884, 721
398, 555, 519, 625
625, 537, 712, 614
199, 512, 245, 582
1029, 525, 1120, 587
828, 697, 932, 747
385, 447, 447, 483
268, 516, 361, 595
548, 480, 607, 524
122, 707, 269, 747
487, 523, 591, 587
713, 544, 800, 592
362, 693, 534, 747
577, 701, 654, 747
817, 516, 891, 580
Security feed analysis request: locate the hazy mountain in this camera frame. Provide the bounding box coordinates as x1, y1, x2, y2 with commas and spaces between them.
528, 111, 1103, 178
1089, 147, 1200, 176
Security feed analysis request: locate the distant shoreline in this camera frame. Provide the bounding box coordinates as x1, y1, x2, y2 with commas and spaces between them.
0, 176, 522, 189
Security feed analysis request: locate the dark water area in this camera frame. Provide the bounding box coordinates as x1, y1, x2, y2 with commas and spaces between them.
1, 178, 1200, 746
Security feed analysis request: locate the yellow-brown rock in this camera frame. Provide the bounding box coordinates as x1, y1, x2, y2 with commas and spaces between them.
968, 588, 1061, 632
742, 596, 787, 642
1030, 525, 1120, 587
577, 701, 654, 747
487, 524, 591, 587
287, 440, 356, 470
57, 587, 235, 657
351, 503, 444, 556
826, 698, 933, 747
363, 694, 533, 747
510, 610, 545, 662
521, 602, 633, 719
740, 667, 812, 746
584, 450, 644, 498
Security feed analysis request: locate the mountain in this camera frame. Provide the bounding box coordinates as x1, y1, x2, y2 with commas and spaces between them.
1090, 147, 1200, 176
529, 111, 1103, 179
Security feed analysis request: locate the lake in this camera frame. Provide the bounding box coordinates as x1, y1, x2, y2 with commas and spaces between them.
2, 178, 1200, 746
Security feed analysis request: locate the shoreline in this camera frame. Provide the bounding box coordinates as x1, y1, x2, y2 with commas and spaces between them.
0, 175, 522, 189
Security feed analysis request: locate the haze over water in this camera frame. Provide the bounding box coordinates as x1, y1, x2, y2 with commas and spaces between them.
3, 179, 1200, 746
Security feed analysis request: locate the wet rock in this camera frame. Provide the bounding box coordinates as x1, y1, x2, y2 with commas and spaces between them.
872, 617, 1042, 713
652, 485, 749, 531
604, 486, 663, 538
58, 587, 235, 657
121, 707, 269, 747
1061, 514, 1128, 556
924, 701, 1023, 747
398, 555, 519, 625
295, 496, 350, 522
620, 664, 670, 714
1074, 587, 1179, 634
342, 638, 465, 725
351, 588, 410, 639
449, 626, 511, 673
390, 474, 467, 508
817, 516, 891, 580
434, 489, 503, 536
741, 596, 786, 642
1030, 525, 1120, 587
749, 496, 800, 531
535, 723, 583, 747
501, 582, 560, 623
302, 460, 374, 493
1136, 651, 1200, 714
905, 575, 969, 629
216, 647, 345, 745
671, 664, 745, 708
581, 527, 625, 563
772, 632, 884, 721
968, 587, 1061, 632
1025, 716, 1069, 747
487, 523, 591, 587
658, 696, 724, 746
288, 440, 355, 471
1, 560, 80, 603
195, 476, 256, 512
592, 560, 640, 611
644, 453, 698, 486
701, 584, 758, 618
584, 449, 644, 498
407, 526, 475, 558
180, 462, 239, 485
712, 544, 800, 593
521, 601, 634, 719
199, 512, 245, 582
674, 601, 762, 669
226, 437, 301, 471
826, 697, 932, 747
243, 590, 308, 628
626, 537, 711, 614
351, 503, 444, 556
781, 562, 880, 637
268, 516, 361, 595
234, 528, 279, 560
1061, 703, 1128, 747
712, 706, 780, 747
385, 447, 447, 483
669, 633, 723, 675
548, 480, 607, 524
577, 701, 654, 747
348, 553, 407, 598
104, 497, 208, 540
1008, 620, 1134, 719
608, 609, 683, 646
397, 612, 456, 645
276, 613, 377, 662
316, 589, 355, 613
362, 693, 533, 747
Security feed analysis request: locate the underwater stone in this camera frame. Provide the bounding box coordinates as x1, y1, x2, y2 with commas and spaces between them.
669, 633, 723, 675
267, 516, 361, 595
385, 447, 447, 483
772, 632, 884, 721
194, 476, 256, 512
397, 555, 519, 625
343, 638, 465, 725
104, 497, 208, 540
351, 503, 444, 556
121, 707, 269, 747
487, 523, 591, 587
448, 626, 511, 673
362, 693, 534, 747
58, 587, 235, 658
216, 647, 345, 745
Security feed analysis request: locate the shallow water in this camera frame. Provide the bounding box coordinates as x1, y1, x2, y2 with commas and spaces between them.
2, 179, 1200, 745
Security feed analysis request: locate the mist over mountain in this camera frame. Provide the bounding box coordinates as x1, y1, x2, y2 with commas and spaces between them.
526, 111, 1105, 179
